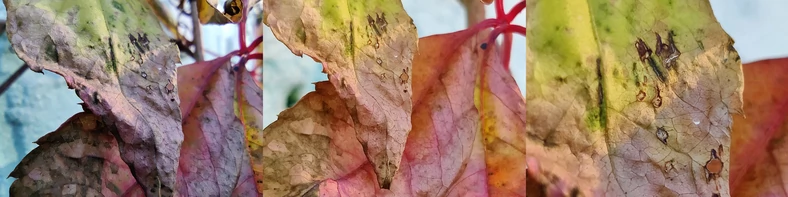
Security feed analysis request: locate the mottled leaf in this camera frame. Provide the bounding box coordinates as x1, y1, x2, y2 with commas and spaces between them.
5, 0, 183, 195
9, 112, 144, 196
263, 0, 418, 188
262, 81, 369, 196
731, 58, 788, 197
526, 0, 742, 196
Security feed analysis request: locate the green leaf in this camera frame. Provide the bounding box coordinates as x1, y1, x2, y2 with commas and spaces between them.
526, 0, 742, 196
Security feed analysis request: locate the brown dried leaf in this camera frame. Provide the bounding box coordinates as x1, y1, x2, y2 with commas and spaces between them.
526, 0, 742, 196
5, 1, 183, 195
9, 112, 144, 196
263, 0, 418, 188
262, 81, 369, 196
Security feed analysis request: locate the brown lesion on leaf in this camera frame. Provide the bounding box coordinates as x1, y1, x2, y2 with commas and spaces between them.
656, 126, 668, 145
399, 68, 409, 85
367, 13, 388, 36
634, 38, 652, 63
705, 147, 723, 183
636, 90, 646, 101
654, 31, 681, 69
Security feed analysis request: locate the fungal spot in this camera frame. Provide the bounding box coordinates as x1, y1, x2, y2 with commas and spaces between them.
634, 38, 652, 63
141, 72, 147, 79
705, 148, 723, 182
166, 82, 175, 93
376, 58, 383, 65
656, 126, 668, 145
636, 90, 646, 101
399, 68, 409, 85
655, 31, 681, 69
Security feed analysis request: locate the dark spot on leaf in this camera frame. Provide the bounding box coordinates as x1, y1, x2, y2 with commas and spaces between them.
107, 37, 118, 73
112, 1, 125, 12
595, 58, 607, 128
93, 92, 100, 104
655, 31, 681, 69
656, 126, 668, 145
634, 38, 652, 63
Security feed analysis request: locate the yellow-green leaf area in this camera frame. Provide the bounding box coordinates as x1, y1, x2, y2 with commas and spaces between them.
317, 0, 407, 58
18, 0, 170, 73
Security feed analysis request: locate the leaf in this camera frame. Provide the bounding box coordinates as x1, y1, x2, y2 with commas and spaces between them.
526, 0, 742, 196
262, 81, 370, 196
176, 61, 260, 196
9, 112, 144, 196
260, 28, 526, 197
197, 0, 238, 24
5, 0, 183, 195
391, 30, 526, 196
263, 0, 418, 188
730, 58, 788, 196
235, 65, 266, 194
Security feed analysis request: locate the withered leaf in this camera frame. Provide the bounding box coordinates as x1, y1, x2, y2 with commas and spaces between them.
263, 0, 418, 188
9, 112, 144, 196
526, 0, 742, 195
5, 0, 183, 195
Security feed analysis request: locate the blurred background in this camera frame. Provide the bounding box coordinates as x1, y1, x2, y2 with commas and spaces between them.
0, 0, 784, 195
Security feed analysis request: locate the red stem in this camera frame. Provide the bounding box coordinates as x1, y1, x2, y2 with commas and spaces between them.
505, 0, 525, 23
237, 0, 249, 54
485, 24, 525, 45
243, 36, 264, 54
467, 18, 503, 35
495, 0, 505, 20
502, 33, 513, 72
247, 53, 263, 60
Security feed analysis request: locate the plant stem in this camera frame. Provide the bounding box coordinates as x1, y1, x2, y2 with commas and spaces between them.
0, 64, 28, 98
190, 0, 204, 62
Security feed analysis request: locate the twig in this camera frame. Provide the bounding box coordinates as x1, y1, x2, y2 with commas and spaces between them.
190, 0, 205, 62
0, 64, 28, 97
